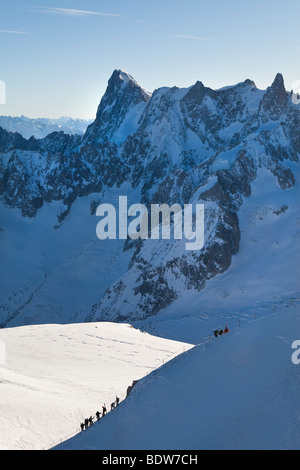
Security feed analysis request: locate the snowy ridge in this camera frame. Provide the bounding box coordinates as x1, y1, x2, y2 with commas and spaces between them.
56, 306, 300, 450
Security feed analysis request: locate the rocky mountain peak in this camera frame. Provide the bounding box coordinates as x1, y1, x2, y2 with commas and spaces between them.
259, 73, 288, 123
113, 69, 138, 85
104, 69, 139, 95
271, 73, 285, 91
243, 79, 257, 88
84, 70, 151, 144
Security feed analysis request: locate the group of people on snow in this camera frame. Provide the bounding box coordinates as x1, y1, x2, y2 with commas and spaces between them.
79, 325, 231, 432
213, 325, 230, 338
79, 326, 230, 432
80, 396, 120, 432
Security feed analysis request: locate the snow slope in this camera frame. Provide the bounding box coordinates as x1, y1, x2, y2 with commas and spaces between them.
133, 163, 300, 344
0, 323, 192, 450
57, 307, 300, 450
0, 186, 140, 327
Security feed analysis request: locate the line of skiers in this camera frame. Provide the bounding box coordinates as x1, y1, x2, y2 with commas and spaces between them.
213, 325, 230, 338
80, 396, 120, 432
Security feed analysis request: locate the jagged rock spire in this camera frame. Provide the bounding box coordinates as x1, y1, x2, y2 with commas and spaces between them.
259, 73, 288, 123
84, 70, 151, 144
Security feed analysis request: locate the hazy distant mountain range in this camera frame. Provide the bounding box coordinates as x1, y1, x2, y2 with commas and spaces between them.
0, 115, 93, 139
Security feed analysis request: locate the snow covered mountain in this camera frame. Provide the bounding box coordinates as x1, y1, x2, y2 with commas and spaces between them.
0, 115, 93, 140
84, 69, 151, 145
0, 69, 299, 333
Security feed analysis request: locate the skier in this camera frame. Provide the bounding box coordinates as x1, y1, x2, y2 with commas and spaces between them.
80, 423, 85, 432
213, 329, 220, 338
111, 402, 115, 411
224, 325, 230, 334
102, 404, 107, 416
116, 396, 120, 406
89, 416, 94, 426
96, 411, 101, 421
85, 418, 89, 429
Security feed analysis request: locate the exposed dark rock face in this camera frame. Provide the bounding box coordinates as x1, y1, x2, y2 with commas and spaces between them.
259, 73, 288, 123
126, 380, 139, 398
84, 69, 151, 144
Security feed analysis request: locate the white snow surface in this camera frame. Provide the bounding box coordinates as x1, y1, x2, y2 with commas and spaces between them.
0, 186, 139, 327
0, 322, 192, 450
111, 101, 148, 145
57, 307, 300, 450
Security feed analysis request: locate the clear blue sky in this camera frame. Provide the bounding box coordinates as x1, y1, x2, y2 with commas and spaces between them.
0, 0, 299, 119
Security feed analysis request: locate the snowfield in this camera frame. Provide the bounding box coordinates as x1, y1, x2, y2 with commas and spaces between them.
56, 308, 300, 451
0, 323, 192, 450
